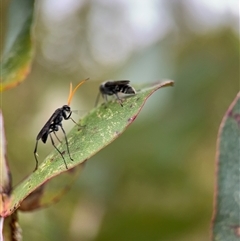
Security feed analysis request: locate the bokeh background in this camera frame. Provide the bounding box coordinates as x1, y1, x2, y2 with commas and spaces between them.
1, 0, 239, 240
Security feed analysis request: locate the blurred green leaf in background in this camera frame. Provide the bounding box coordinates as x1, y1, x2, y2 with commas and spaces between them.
0, 0, 35, 91
0, 0, 239, 240
212, 93, 240, 241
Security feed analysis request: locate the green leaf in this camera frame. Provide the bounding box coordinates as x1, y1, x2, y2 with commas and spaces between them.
212, 92, 240, 241
0, 0, 35, 91
1, 80, 173, 216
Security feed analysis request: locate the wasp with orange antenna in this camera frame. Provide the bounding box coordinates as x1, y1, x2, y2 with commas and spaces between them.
34, 78, 88, 171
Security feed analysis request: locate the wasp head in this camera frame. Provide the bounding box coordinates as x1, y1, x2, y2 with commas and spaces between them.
62, 105, 71, 113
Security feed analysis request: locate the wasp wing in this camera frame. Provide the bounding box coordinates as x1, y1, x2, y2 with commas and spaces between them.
104, 80, 130, 87
36, 108, 62, 142
107, 80, 135, 94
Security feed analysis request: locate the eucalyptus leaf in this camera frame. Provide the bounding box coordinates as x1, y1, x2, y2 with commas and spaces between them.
212, 92, 240, 241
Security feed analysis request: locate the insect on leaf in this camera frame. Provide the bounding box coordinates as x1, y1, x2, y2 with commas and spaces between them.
2, 80, 174, 217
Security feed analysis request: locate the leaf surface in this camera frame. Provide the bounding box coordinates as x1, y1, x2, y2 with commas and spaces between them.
212, 92, 240, 241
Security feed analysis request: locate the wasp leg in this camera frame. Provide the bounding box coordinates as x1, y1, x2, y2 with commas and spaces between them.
70, 117, 85, 129
53, 131, 62, 143
60, 124, 74, 162
94, 92, 101, 107
114, 93, 123, 107
34, 140, 39, 171
49, 133, 68, 169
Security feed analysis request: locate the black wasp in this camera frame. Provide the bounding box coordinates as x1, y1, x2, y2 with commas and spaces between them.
95, 80, 136, 107
34, 78, 88, 171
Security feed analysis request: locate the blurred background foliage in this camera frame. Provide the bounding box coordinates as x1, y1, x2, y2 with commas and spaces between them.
0, 0, 238, 240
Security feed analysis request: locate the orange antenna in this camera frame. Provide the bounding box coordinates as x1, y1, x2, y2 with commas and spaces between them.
67, 78, 89, 105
